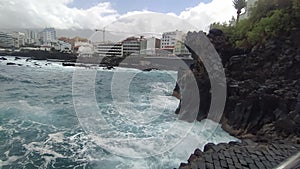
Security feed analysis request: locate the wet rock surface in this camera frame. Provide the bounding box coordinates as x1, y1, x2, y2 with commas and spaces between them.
177, 141, 300, 169
175, 29, 300, 168
175, 29, 300, 141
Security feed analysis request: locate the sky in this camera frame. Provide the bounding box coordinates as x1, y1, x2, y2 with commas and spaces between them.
68, 0, 212, 14
0, 0, 236, 38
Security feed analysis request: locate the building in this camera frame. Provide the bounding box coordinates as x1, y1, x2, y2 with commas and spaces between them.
121, 36, 144, 56
94, 42, 123, 57
161, 30, 191, 57
75, 41, 94, 55
240, 0, 258, 20
0, 32, 15, 48
161, 30, 184, 51
174, 35, 191, 57
54, 40, 72, 52
25, 30, 39, 46
140, 37, 161, 55
40, 28, 56, 44
58, 36, 89, 50
11, 32, 25, 48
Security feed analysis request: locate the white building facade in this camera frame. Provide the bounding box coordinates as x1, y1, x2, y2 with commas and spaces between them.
140, 37, 161, 55
75, 42, 94, 55
122, 36, 144, 56
0, 32, 15, 48
25, 30, 40, 46
40, 28, 56, 44
11, 32, 25, 48
94, 42, 123, 57
161, 30, 183, 49
54, 40, 72, 52
161, 30, 190, 57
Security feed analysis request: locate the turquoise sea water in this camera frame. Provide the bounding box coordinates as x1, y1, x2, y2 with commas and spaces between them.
0, 56, 238, 169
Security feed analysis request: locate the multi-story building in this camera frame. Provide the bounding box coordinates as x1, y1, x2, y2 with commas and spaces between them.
94, 42, 123, 57
161, 30, 190, 57
174, 35, 191, 57
140, 37, 161, 55
161, 30, 184, 52
25, 30, 39, 46
11, 32, 25, 48
0, 32, 15, 48
75, 42, 94, 55
54, 40, 72, 52
58, 36, 89, 50
121, 36, 144, 56
40, 28, 56, 44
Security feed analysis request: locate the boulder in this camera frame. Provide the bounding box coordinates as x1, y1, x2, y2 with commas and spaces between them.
6, 62, 16, 65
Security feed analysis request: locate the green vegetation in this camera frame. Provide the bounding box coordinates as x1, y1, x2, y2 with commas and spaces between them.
210, 0, 300, 48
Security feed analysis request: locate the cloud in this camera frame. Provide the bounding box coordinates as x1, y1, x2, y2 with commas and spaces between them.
106, 12, 197, 39
0, 0, 236, 34
178, 0, 236, 31
0, 0, 118, 29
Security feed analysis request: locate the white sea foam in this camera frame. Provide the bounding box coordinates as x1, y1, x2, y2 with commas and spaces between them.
0, 60, 239, 169
0, 155, 22, 166
23, 141, 64, 167
45, 132, 65, 143
86, 119, 238, 168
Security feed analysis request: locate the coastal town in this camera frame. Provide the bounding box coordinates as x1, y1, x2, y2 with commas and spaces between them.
1, 0, 300, 168
0, 28, 192, 58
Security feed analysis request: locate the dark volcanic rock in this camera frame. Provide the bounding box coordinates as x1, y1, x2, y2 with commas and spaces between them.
62, 62, 75, 67
221, 33, 300, 141
174, 30, 300, 141
143, 68, 159, 71
6, 62, 16, 65
0, 57, 7, 60
177, 141, 300, 169
14, 56, 21, 60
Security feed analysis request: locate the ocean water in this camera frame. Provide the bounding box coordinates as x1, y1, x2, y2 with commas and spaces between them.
0, 56, 238, 169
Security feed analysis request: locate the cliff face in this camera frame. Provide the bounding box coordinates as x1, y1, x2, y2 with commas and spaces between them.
175, 29, 300, 142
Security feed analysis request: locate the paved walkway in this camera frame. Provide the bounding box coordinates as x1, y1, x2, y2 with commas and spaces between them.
177, 141, 300, 169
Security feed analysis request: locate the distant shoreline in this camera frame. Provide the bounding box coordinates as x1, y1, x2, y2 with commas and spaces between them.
0, 50, 77, 62
0, 50, 195, 71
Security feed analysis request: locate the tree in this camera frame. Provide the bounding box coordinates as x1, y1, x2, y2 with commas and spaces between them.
233, 0, 247, 24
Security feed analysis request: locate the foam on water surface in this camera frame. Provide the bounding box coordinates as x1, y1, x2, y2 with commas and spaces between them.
0, 58, 238, 169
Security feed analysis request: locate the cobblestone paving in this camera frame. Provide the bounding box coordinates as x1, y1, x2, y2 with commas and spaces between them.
177, 141, 300, 169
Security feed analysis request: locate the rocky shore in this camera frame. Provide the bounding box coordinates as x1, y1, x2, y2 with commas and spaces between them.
174, 29, 300, 168
178, 140, 300, 169
0, 50, 78, 61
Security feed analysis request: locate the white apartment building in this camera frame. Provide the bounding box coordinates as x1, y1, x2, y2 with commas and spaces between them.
25, 30, 39, 46
40, 28, 56, 44
94, 42, 123, 57
174, 36, 191, 57
54, 40, 72, 52
75, 42, 94, 55
122, 36, 144, 56
161, 30, 184, 50
161, 30, 190, 57
0, 32, 15, 48
11, 32, 25, 48
140, 37, 161, 55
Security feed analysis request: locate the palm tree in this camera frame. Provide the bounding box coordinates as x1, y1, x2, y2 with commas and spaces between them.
233, 0, 247, 24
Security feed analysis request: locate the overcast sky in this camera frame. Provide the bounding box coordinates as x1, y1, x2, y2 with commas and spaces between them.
0, 0, 236, 39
